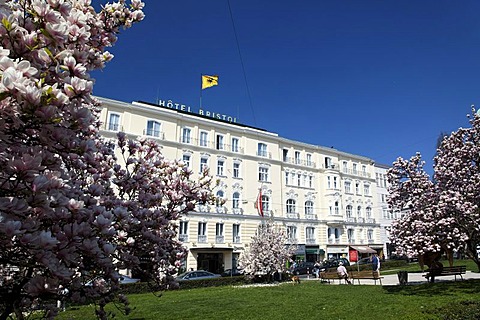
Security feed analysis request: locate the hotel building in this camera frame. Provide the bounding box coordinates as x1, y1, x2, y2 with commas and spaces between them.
98, 97, 388, 274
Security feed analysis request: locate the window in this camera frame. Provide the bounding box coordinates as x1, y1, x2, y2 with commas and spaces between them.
366, 207, 372, 218
200, 157, 208, 173
309, 175, 313, 188
334, 201, 339, 215
327, 176, 331, 189
217, 160, 225, 176
108, 113, 120, 131
216, 223, 224, 236
286, 199, 296, 214
232, 192, 240, 209
346, 205, 353, 218
287, 226, 297, 241
325, 157, 333, 169
333, 177, 338, 189
182, 154, 191, 168
216, 134, 224, 150
306, 227, 315, 240
367, 229, 373, 241
357, 206, 362, 217
305, 201, 314, 215
199, 131, 208, 147
233, 224, 240, 243
297, 173, 301, 187
259, 167, 269, 182
179, 221, 188, 242
294, 151, 300, 164
261, 195, 270, 212
342, 161, 348, 173
146, 120, 161, 137
233, 162, 240, 178
198, 222, 207, 242
345, 181, 351, 193
216, 190, 224, 207
285, 171, 290, 185
257, 143, 267, 157
182, 127, 191, 144
347, 228, 354, 242
364, 184, 370, 196
306, 153, 312, 166
283, 149, 289, 162
355, 182, 360, 194
231, 137, 239, 152
353, 163, 357, 175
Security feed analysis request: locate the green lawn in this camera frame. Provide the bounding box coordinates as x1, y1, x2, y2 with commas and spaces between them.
58, 279, 480, 320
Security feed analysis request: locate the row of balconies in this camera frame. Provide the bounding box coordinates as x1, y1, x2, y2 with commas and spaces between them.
179, 234, 377, 246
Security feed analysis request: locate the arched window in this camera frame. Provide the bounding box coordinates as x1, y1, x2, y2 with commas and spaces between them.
334, 201, 339, 215
286, 199, 296, 214
305, 201, 314, 215
366, 207, 372, 218
357, 206, 362, 217
216, 190, 224, 207
232, 192, 240, 209
346, 205, 352, 218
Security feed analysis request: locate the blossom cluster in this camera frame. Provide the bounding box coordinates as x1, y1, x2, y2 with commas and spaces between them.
387, 108, 480, 271
0, 1, 213, 319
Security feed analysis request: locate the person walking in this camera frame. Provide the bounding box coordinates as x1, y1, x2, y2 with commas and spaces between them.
337, 262, 351, 284
372, 253, 380, 275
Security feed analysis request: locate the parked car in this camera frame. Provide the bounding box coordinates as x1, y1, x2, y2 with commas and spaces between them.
175, 270, 221, 281
86, 274, 140, 286
318, 258, 350, 272
291, 261, 316, 275
118, 275, 141, 284
221, 268, 244, 277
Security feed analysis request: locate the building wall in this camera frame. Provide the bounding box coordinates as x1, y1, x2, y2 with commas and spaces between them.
98, 97, 389, 273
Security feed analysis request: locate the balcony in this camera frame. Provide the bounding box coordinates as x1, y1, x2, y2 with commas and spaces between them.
104, 123, 123, 132
328, 237, 341, 244
179, 234, 188, 242
287, 212, 299, 219
305, 214, 317, 220
346, 217, 356, 224
233, 236, 241, 243
197, 235, 207, 243
215, 206, 226, 214
348, 238, 355, 244
283, 157, 316, 168
365, 218, 376, 224
143, 129, 165, 139
232, 208, 243, 215
216, 235, 225, 243
287, 237, 298, 244
306, 238, 316, 245
257, 150, 272, 158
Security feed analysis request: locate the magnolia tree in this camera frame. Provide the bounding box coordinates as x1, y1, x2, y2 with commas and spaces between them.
388, 108, 480, 271
238, 222, 296, 282
0, 1, 213, 319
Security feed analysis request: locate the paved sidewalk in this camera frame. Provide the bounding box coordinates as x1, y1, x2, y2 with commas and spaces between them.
303, 270, 480, 285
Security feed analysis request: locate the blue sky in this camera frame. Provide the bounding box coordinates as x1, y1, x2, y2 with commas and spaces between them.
92, 1, 480, 174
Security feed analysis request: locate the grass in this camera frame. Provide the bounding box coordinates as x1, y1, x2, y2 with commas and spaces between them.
57, 279, 480, 320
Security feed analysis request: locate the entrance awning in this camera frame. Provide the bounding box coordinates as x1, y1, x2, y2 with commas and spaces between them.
350, 246, 377, 254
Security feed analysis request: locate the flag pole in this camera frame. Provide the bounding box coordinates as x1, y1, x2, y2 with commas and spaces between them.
200, 74, 203, 109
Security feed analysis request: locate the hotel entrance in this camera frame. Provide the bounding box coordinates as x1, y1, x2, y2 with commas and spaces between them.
196, 253, 224, 274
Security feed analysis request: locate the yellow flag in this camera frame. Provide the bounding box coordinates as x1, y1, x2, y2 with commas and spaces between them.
202, 75, 219, 90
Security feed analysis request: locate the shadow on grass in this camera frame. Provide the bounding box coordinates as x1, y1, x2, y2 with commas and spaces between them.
382, 279, 480, 297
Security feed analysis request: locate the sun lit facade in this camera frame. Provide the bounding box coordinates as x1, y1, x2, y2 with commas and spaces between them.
98, 97, 388, 274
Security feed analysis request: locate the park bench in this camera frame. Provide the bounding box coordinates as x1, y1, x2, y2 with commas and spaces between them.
350, 270, 383, 285
319, 271, 344, 284
423, 265, 466, 282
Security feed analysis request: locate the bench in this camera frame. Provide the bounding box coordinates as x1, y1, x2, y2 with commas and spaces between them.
319, 271, 344, 284
350, 270, 384, 285
423, 265, 466, 282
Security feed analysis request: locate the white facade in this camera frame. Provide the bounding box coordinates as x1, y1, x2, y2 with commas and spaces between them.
98, 97, 389, 274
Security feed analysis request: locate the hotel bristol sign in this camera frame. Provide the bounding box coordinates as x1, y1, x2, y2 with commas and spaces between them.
157, 98, 237, 123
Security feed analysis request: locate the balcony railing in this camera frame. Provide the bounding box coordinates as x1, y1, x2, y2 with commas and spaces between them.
143, 129, 165, 139
328, 237, 341, 244
257, 151, 272, 158
179, 234, 188, 242
216, 235, 225, 243
305, 214, 317, 220
197, 235, 207, 243
282, 157, 316, 168
287, 212, 299, 219
306, 238, 316, 245
233, 236, 241, 243
232, 208, 243, 215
